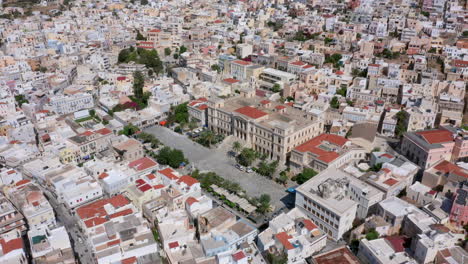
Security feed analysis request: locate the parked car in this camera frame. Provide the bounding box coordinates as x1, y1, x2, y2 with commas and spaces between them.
246, 167, 253, 173
286, 187, 296, 194
235, 164, 245, 171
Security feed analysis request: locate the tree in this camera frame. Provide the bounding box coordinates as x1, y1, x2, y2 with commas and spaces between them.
198, 130, 216, 147
140, 0, 148, 5
179, 45, 187, 54
118, 123, 140, 136
256, 161, 278, 178
395, 110, 408, 138
89, 109, 96, 117
232, 141, 242, 155
257, 194, 271, 214
188, 120, 197, 131
136, 30, 146, 40
14, 94, 29, 107
164, 47, 171, 56
337, 86, 347, 97
271, 83, 281, 93
365, 229, 379, 240
369, 163, 382, 172
277, 171, 288, 185
237, 148, 257, 167
173, 53, 179, 59
168, 103, 189, 124
266, 252, 288, 264
211, 64, 221, 73
133, 71, 145, 99
156, 147, 187, 168
330, 96, 340, 109
295, 168, 317, 184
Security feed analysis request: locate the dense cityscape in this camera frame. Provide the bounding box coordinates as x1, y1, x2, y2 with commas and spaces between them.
0, 0, 467, 263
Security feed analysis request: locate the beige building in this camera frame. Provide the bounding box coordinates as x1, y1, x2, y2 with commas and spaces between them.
207, 90, 323, 162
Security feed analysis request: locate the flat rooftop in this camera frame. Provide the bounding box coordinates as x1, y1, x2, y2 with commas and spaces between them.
297, 167, 381, 214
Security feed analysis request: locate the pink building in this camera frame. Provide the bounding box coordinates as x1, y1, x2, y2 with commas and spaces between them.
449, 184, 468, 227
400, 126, 468, 170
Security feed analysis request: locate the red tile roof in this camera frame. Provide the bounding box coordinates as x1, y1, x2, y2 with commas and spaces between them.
186, 196, 199, 206
380, 153, 394, 159
223, 78, 240, 84
128, 157, 157, 171
433, 160, 468, 178
383, 178, 399, 186
275, 105, 286, 110
275, 232, 294, 250
159, 167, 179, 180
303, 219, 318, 231
169, 241, 179, 249
0, 237, 23, 254
233, 60, 251, 66
107, 239, 120, 247
81, 131, 94, 136
198, 105, 208, 110
153, 184, 165, 189
234, 106, 268, 119
260, 100, 270, 105
15, 179, 30, 186
417, 129, 453, 144
98, 172, 109, 179
95, 128, 112, 135
294, 134, 348, 163
76, 195, 129, 220
177, 175, 199, 187
146, 173, 156, 180
290, 61, 306, 66
109, 208, 133, 219
122, 257, 137, 264
312, 246, 360, 264
117, 76, 126, 81
138, 184, 152, 192
149, 29, 161, 33
232, 251, 246, 261
385, 236, 406, 253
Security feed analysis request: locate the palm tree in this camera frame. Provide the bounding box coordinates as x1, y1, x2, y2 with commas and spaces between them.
232, 141, 242, 155
188, 120, 197, 131
201, 131, 215, 147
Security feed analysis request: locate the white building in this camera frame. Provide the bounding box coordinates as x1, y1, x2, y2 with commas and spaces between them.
48, 93, 94, 115
296, 167, 384, 241
257, 208, 326, 263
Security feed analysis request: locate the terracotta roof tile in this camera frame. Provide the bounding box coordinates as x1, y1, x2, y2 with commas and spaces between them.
234, 106, 268, 119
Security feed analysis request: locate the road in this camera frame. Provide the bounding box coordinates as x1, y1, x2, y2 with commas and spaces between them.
20, 172, 95, 264
144, 126, 294, 209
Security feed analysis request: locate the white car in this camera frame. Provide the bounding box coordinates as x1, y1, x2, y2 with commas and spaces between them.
246, 167, 253, 173
236, 164, 245, 171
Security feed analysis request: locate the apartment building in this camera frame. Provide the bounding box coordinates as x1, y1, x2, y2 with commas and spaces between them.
207, 91, 323, 162
0, 193, 27, 235
76, 195, 158, 264
358, 237, 415, 264
296, 167, 384, 240
290, 134, 366, 173
259, 68, 296, 90
230, 60, 252, 81
28, 226, 75, 264
421, 160, 468, 188
67, 128, 114, 162
5, 184, 56, 231
48, 92, 94, 115
401, 127, 468, 170
257, 208, 327, 264
187, 97, 208, 127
